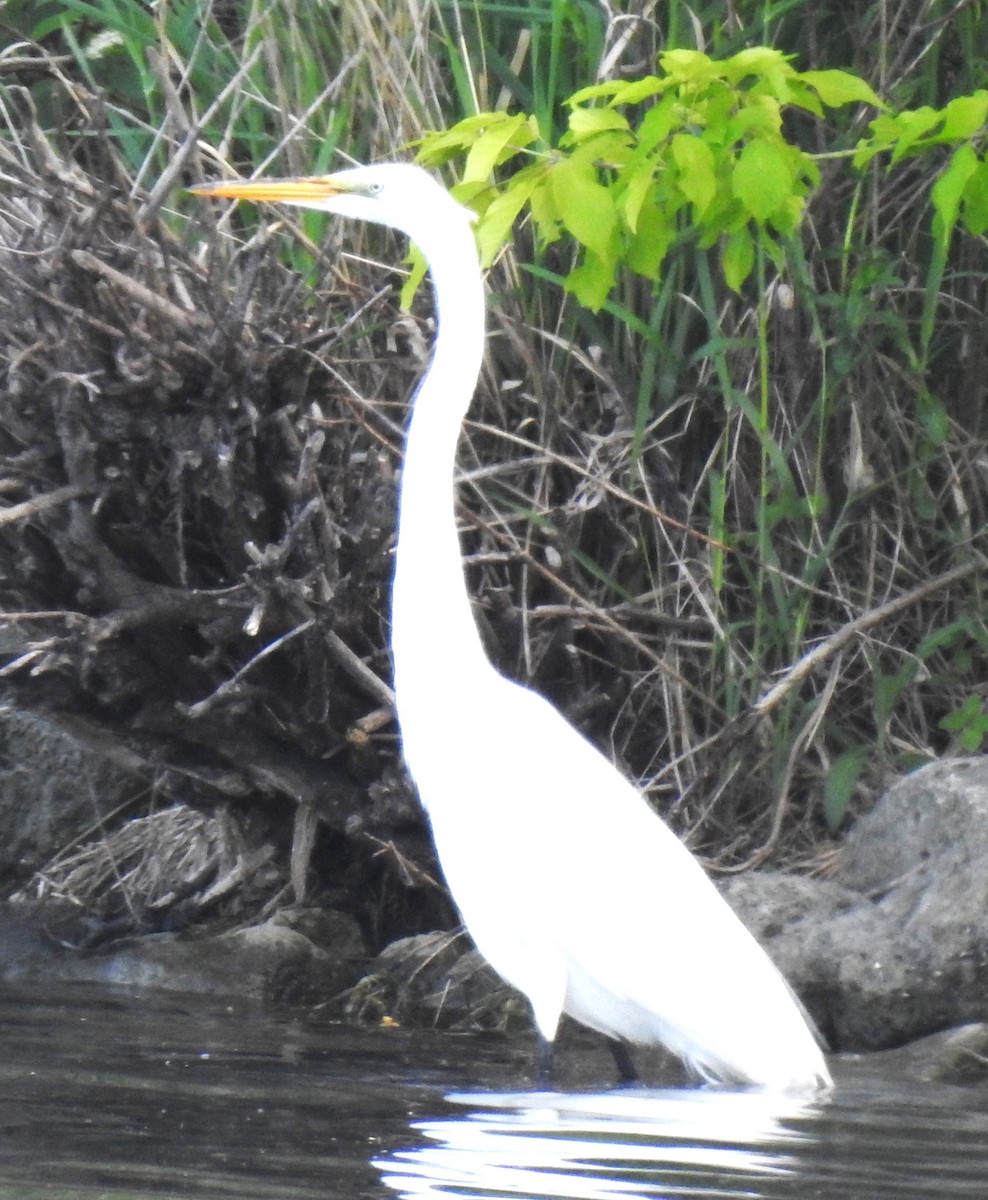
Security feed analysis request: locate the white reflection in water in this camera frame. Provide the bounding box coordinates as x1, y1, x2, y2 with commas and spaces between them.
376, 1086, 825, 1200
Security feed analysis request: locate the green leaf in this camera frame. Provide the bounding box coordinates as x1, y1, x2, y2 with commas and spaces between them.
724, 46, 793, 82
399, 248, 428, 309
961, 725, 988, 752
625, 199, 675, 277
852, 117, 894, 169
728, 97, 783, 139
548, 159, 616, 261
700, 85, 739, 144
661, 48, 716, 86
961, 159, 988, 234
855, 108, 945, 168
939, 695, 981, 731
732, 140, 793, 221
917, 391, 949, 444
938, 92, 988, 140
931, 143, 979, 246
563, 132, 635, 170
743, 57, 798, 105
670, 133, 716, 218
721, 226, 755, 291
939, 696, 988, 751
889, 107, 943, 163
529, 176, 562, 247
567, 106, 632, 140
608, 75, 670, 106
564, 251, 617, 311
475, 174, 540, 266
824, 747, 870, 830
783, 79, 825, 119
417, 112, 517, 165
635, 96, 679, 155
873, 664, 918, 728
567, 80, 626, 105
463, 113, 538, 180
772, 190, 808, 237
800, 69, 883, 110
617, 166, 655, 232
917, 620, 969, 658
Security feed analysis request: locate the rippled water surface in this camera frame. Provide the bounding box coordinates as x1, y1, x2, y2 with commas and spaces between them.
3, 981, 987, 1199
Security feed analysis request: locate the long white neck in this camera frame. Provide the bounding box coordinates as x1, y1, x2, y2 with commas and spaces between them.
390, 215, 490, 720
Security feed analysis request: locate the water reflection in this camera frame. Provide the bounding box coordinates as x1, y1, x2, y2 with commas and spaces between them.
0, 981, 986, 1199
378, 1073, 988, 1200
377, 1086, 823, 1199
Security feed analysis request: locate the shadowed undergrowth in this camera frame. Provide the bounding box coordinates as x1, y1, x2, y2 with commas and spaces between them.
0, 1, 985, 945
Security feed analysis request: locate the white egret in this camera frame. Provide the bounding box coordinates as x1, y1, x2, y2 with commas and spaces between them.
192, 164, 831, 1091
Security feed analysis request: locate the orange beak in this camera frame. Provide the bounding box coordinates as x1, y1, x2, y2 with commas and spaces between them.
188, 175, 349, 204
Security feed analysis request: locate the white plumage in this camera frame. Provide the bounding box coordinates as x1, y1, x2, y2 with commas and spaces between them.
194, 163, 831, 1091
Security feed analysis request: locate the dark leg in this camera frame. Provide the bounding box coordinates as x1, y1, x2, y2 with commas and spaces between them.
608, 1038, 638, 1085
535, 1032, 554, 1089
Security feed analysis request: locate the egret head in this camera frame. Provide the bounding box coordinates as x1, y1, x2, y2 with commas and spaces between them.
190, 162, 474, 245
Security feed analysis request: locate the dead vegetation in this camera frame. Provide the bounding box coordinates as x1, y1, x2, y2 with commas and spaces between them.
0, 68, 727, 943
1, 7, 986, 950
11, 802, 281, 941
0, 79, 438, 937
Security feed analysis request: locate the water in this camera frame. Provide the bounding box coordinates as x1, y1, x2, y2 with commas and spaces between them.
2, 982, 986, 1199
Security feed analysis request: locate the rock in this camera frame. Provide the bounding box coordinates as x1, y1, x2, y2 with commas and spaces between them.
820, 758, 988, 1052
351, 758, 988, 1074
344, 931, 528, 1032
843, 1022, 988, 1087
269, 905, 365, 956
0, 904, 54, 973
698, 760, 988, 1059
0, 708, 146, 878
916, 1024, 988, 1086
4, 708, 987, 1077
718, 871, 861, 1035
838, 756, 988, 897
6, 914, 365, 1004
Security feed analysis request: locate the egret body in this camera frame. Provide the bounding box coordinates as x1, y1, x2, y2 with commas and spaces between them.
193, 164, 831, 1091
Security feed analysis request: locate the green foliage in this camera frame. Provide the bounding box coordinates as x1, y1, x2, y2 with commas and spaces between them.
420, 48, 988, 324
430, 0, 607, 142
419, 48, 882, 308
416, 44, 988, 839
924, 623, 988, 755
854, 92, 988, 363
939, 696, 988, 752
822, 615, 988, 829
2, 0, 350, 177
5, 0, 986, 855
824, 747, 870, 830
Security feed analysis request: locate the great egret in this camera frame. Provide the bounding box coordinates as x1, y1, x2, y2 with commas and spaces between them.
192, 164, 831, 1091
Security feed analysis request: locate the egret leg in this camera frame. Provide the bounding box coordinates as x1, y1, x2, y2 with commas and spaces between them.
608, 1038, 638, 1085
535, 1033, 554, 1089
